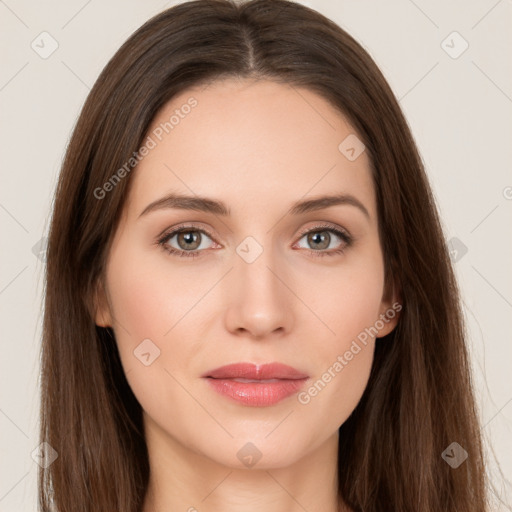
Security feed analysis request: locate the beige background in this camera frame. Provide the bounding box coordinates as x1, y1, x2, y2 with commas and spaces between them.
0, 0, 511, 509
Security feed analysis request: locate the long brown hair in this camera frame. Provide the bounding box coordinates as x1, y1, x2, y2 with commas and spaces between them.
40, 0, 490, 510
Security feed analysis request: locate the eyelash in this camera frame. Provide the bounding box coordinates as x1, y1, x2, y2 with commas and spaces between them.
156, 222, 353, 259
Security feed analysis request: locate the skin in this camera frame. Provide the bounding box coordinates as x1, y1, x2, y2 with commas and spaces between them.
95, 78, 400, 512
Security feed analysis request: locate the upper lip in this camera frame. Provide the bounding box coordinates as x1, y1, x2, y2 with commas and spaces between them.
202, 362, 309, 380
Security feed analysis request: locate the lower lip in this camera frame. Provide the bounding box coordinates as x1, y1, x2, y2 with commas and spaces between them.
204, 378, 308, 407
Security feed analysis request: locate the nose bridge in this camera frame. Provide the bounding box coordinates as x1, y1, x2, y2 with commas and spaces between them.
237, 240, 279, 297
224, 234, 293, 337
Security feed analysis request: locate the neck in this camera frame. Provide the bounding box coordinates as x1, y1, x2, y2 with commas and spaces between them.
141, 416, 350, 512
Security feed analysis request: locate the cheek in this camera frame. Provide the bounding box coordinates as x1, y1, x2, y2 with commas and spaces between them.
106, 243, 208, 344
303, 247, 385, 349
296, 295, 379, 433
295, 250, 384, 420
103, 243, 192, 377
104, 247, 207, 424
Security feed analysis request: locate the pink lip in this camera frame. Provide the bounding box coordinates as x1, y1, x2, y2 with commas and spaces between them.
202, 362, 309, 407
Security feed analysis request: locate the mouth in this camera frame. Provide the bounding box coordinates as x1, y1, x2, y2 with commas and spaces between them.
202, 362, 309, 407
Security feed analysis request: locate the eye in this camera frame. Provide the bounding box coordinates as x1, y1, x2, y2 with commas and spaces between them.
294, 224, 353, 257
156, 222, 353, 259
157, 225, 217, 258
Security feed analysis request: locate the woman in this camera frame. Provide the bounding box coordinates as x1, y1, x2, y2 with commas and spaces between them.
40, 0, 489, 510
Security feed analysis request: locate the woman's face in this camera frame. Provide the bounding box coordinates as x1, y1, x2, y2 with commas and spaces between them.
96, 78, 399, 469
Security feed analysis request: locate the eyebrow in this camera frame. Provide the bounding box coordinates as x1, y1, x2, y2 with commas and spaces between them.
138, 192, 370, 220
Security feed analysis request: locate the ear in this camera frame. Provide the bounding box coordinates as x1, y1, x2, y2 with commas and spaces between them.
93, 279, 113, 328
375, 277, 402, 338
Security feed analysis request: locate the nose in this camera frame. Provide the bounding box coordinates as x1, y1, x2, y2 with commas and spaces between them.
223, 240, 295, 339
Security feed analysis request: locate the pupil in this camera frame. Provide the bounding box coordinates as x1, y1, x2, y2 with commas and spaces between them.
179, 231, 200, 250
309, 231, 329, 250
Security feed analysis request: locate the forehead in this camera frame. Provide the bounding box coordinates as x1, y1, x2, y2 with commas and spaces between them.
125, 78, 375, 221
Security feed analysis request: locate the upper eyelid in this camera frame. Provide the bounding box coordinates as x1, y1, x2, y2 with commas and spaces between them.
296, 222, 350, 237
158, 222, 215, 240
